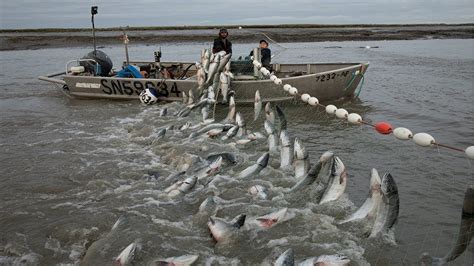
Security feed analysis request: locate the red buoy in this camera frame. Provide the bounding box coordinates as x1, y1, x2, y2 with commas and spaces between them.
375, 122, 393, 135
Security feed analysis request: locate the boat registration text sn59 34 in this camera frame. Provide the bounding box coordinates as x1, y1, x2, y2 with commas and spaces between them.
99, 79, 181, 97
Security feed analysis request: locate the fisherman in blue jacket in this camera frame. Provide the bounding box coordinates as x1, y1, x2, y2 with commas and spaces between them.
212, 28, 232, 54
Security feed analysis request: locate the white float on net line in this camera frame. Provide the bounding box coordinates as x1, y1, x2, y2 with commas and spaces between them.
289, 87, 298, 96
308, 97, 319, 106
301, 93, 311, 103
466, 146, 474, 159
393, 127, 413, 140
283, 84, 292, 92
335, 108, 348, 119
274, 78, 282, 85
326, 105, 337, 115
269, 75, 277, 81
413, 133, 435, 147
347, 113, 362, 124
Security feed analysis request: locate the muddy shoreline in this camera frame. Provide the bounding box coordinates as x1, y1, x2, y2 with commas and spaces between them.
1, 24, 473, 51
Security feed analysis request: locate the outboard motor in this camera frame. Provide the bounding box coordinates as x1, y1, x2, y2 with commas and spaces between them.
80, 50, 113, 76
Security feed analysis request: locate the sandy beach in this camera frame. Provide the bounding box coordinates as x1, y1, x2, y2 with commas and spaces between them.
1, 24, 473, 51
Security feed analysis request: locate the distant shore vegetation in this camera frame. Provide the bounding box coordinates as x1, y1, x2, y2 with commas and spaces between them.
2, 23, 473, 33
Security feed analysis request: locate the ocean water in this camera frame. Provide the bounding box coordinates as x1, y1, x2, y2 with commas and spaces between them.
0, 39, 473, 265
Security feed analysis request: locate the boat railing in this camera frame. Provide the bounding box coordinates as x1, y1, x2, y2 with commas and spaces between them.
38, 71, 66, 85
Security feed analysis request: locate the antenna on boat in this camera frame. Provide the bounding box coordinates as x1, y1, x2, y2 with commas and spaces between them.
91, 6, 98, 55
154, 47, 162, 62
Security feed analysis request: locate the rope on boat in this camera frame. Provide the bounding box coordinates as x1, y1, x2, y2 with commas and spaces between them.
344, 70, 365, 97
253, 63, 474, 160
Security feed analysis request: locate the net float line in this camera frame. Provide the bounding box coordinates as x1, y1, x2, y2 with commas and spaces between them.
251, 62, 474, 160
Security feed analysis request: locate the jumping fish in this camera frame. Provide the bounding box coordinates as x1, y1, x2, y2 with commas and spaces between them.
224, 58, 231, 72
339, 168, 382, 224
254, 90, 262, 121
265, 102, 275, 125
208, 214, 246, 243
222, 96, 236, 123
219, 72, 230, 104
289, 151, 334, 192
206, 128, 222, 138
234, 132, 263, 145
200, 49, 206, 67
192, 123, 234, 137
181, 91, 188, 104
254, 208, 289, 229
159, 108, 167, 117
218, 52, 232, 73
237, 153, 270, 179
249, 184, 268, 200
187, 89, 195, 105
275, 248, 294, 266
198, 196, 218, 214
196, 62, 206, 89
165, 176, 198, 198
248, 131, 265, 140
221, 125, 239, 141
319, 156, 347, 204
179, 122, 191, 131
315, 152, 338, 189
298, 254, 350, 266
177, 107, 192, 118
293, 137, 309, 179
206, 53, 221, 84
203, 49, 211, 73
111, 215, 129, 231
279, 130, 293, 168
264, 120, 279, 153
369, 173, 399, 238
207, 86, 216, 104
235, 138, 255, 145
201, 105, 210, 121
206, 152, 238, 165
151, 128, 167, 145
420, 187, 473, 265
187, 98, 210, 111
152, 254, 199, 266
236, 112, 246, 137
194, 156, 222, 183
115, 242, 139, 266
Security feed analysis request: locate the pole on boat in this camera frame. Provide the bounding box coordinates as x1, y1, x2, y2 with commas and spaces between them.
121, 27, 130, 65
252, 47, 262, 79
91, 6, 98, 55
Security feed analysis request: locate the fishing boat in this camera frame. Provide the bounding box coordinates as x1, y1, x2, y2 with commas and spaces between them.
39, 60, 368, 104
38, 6, 369, 104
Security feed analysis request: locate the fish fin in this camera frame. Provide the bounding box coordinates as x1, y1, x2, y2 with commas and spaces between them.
275, 105, 287, 131
231, 214, 246, 228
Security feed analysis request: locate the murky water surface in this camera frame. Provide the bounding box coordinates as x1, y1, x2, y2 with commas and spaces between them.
0, 39, 473, 265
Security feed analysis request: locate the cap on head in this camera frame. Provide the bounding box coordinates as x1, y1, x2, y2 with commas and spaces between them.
259, 40, 269, 45
219, 28, 228, 34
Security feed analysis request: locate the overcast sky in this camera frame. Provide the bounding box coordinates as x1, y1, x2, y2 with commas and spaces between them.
1, 0, 473, 29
